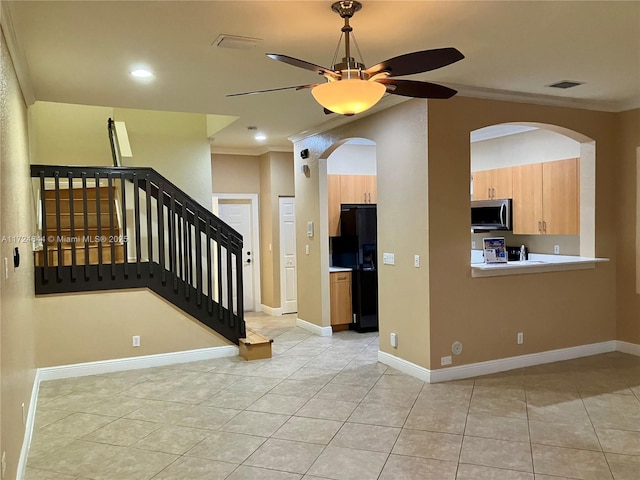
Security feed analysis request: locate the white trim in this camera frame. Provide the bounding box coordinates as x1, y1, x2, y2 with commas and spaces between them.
261, 304, 283, 316
617, 341, 640, 356
0, 2, 36, 106
213, 193, 262, 312
37, 345, 239, 382
296, 317, 332, 337
210, 145, 293, 156
378, 351, 432, 383
279, 196, 298, 314
379, 341, 617, 384
17, 370, 41, 480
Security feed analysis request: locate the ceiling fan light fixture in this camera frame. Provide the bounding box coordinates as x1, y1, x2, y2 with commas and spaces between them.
311, 79, 385, 115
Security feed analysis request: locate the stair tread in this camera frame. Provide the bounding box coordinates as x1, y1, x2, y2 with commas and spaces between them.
239, 329, 273, 346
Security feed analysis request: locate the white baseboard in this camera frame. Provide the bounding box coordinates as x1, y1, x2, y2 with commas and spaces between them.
17, 370, 41, 480
261, 305, 283, 316
379, 340, 617, 384
616, 340, 640, 356
38, 345, 239, 382
296, 317, 333, 337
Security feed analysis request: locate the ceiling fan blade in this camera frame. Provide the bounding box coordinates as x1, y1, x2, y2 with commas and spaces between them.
267, 54, 340, 79
377, 79, 457, 99
226, 84, 315, 97
366, 47, 464, 77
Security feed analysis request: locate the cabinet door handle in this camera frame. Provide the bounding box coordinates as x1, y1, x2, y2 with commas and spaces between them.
488, 188, 491, 199
538, 221, 542, 232
543, 221, 547, 232
368, 192, 371, 203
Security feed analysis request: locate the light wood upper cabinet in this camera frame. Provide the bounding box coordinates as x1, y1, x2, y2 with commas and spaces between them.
339, 175, 376, 204
512, 158, 579, 235
472, 168, 512, 200
543, 158, 580, 235
512, 163, 543, 234
328, 175, 342, 236
328, 174, 377, 236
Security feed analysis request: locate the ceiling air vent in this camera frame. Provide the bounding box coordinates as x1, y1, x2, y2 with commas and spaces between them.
213, 34, 261, 49
547, 80, 584, 89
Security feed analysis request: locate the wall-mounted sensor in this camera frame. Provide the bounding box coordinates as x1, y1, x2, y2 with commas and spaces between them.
307, 221, 314, 238
300, 148, 309, 159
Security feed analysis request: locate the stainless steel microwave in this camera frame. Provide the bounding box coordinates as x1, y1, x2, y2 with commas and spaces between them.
471, 199, 512, 231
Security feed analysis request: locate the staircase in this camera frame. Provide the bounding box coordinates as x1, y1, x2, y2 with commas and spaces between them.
36, 186, 126, 267
32, 165, 271, 359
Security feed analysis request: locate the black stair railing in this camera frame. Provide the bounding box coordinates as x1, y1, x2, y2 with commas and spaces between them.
31, 164, 246, 345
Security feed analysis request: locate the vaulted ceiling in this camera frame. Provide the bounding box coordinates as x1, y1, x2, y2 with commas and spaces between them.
4, 1, 639, 152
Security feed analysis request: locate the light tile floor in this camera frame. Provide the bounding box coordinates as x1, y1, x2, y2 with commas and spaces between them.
25, 313, 640, 480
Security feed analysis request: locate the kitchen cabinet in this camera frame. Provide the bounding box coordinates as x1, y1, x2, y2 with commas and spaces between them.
472, 167, 513, 200
512, 158, 579, 235
328, 174, 377, 236
330, 270, 352, 331
328, 175, 342, 236
339, 175, 377, 204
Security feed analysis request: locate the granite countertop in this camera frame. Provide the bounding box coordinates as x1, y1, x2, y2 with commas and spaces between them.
329, 266, 353, 273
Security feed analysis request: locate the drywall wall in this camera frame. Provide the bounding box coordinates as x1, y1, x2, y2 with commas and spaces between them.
327, 143, 376, 175
427, 96, 617, 369
113, 108, 212, 207
293, 100, 431, 368
34, 289, 231, 367
471, 128, 580, 171
211, 153, 260, 195
29, 101, 115, 166
616, 108, 640, 344
0, 27, 37, 480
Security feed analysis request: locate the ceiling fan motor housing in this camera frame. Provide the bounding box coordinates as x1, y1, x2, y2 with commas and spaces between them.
331, 1, 362, 18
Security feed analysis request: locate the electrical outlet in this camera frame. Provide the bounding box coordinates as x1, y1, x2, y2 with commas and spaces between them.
517, 332, 524, 344
132, 335, 141, 347
390, 332, 398, 348
414, 255, 420, 268
554, 245, 560, 254
441, 356, 452, 366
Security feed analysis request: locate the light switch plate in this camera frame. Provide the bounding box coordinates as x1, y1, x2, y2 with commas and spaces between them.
383, 253, 395, 265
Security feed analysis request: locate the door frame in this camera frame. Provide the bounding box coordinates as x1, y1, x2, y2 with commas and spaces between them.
212, 193, 262, 312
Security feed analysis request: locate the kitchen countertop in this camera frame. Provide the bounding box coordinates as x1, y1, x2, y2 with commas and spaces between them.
471, 251, 609, 278
329, 266, 353, 273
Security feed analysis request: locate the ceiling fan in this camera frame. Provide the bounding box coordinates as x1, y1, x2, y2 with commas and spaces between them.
228, 1, 464, 115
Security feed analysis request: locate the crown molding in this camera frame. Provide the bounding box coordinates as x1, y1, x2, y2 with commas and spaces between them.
0, 2, 35, 106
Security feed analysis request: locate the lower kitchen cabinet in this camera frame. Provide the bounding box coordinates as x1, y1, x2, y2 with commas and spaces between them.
330, 271, 352, 331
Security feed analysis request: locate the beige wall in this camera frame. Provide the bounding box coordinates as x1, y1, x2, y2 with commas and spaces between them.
616, 108, 640, 343
211, 153, 260, 194
0, 27, 37, 480
113, 108, 212, 207
294, 100, 431, 367
427, 96, 617, 369
296, 96, 627, 373
29, 103, 213, 208
34, 289, 231, 367
212, 151, 294, 309
29, 102, 115, 166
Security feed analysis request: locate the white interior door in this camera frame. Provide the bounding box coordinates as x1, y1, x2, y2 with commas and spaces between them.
218, 202, 254, 312
279, 197, 297, 314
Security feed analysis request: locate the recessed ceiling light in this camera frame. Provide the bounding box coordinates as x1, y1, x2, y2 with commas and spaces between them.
254, 133, 267, 141
130, 68, 153, 78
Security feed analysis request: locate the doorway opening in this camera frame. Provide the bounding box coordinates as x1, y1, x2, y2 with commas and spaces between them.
469, 123, 595, 261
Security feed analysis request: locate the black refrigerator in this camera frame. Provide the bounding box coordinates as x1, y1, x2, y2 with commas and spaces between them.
331, 204, 378, 332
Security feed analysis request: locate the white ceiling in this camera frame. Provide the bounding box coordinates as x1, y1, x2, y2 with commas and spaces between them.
4, 1, 639, 152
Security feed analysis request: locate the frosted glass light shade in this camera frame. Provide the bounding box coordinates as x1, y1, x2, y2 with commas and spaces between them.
311, 79, 386, 115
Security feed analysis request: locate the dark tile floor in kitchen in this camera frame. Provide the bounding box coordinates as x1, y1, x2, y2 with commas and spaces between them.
25, 313, 640, 480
